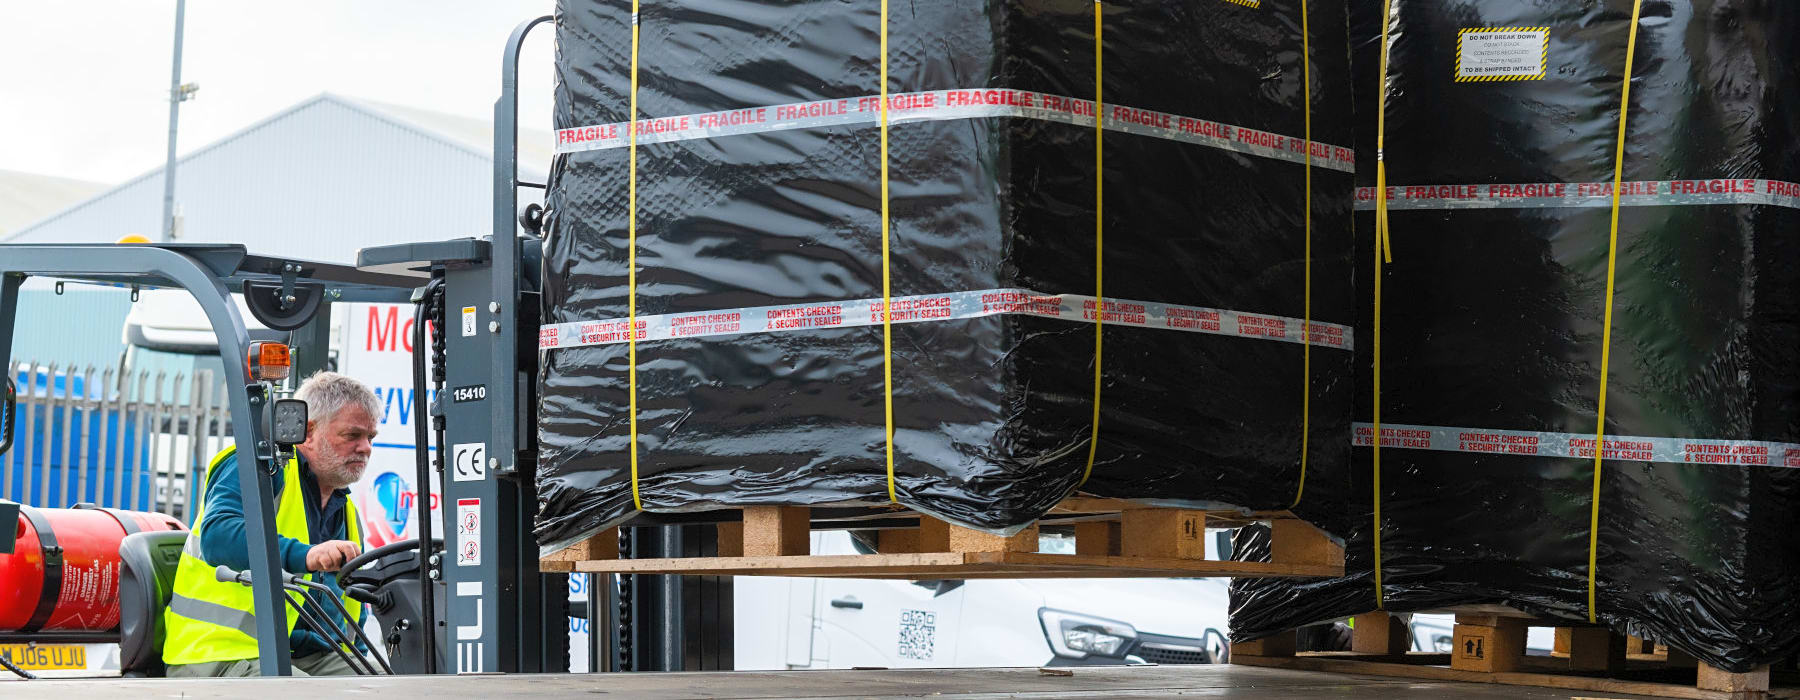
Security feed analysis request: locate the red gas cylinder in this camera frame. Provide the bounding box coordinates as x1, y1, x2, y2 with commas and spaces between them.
0, 504, 186, 632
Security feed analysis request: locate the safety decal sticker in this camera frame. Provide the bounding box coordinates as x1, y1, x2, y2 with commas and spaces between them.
1456, 27, 1549, 82
451, 442, 487, 482
455, 498, 482, 567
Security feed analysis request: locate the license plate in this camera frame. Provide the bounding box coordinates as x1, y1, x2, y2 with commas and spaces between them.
0, 643, 87, 670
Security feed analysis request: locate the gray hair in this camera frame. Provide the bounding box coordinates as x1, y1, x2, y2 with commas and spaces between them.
294, 371, 383, 425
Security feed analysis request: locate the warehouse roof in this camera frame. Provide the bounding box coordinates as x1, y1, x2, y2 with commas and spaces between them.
0, 170, 108, 238
2, 93, 553, 249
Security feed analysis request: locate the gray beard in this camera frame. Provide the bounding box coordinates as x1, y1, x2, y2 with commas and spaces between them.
309, 442, 369, 491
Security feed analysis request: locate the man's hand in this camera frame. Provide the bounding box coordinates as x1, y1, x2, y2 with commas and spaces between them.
305, 540, 362, 572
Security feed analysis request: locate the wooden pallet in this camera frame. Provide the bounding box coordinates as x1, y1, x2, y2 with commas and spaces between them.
538, 499, 1344, 579
1230, 610, 1791, 699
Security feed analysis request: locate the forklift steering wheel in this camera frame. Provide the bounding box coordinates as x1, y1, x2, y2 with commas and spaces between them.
339, 538, 441, 580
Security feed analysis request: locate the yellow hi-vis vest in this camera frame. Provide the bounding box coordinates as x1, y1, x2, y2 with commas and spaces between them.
162, 446, 364, 665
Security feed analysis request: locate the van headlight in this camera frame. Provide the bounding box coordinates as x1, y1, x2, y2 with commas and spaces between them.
1039, 608, 1137, 659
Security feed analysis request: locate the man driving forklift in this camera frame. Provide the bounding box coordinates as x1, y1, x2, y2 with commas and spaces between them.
161, 371, 379, 677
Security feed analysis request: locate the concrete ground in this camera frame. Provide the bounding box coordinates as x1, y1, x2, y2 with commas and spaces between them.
0, 663, 1677, 698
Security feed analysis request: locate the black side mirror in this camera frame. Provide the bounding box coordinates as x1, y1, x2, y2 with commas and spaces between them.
272, 398, 309, 446
909, 579, 965, 597
0, 377, 15, 457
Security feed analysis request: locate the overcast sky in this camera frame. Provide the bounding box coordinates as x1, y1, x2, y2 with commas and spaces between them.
0, 0, 557, 184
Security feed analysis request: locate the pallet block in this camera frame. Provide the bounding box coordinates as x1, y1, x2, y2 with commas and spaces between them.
1270, 518, 1343, 568
537, 500, 1342, 580
1696, 664, 1771, 695
1120, 508, 1205, 560
1231, 608, 1790, 699
1553, 626, 1630, 672
1230, 630, 1295, 659
741, 506, 810, 556
1073, 520, 1121, 556
1565, 627, 1627, 673
1450, 615, 1527, 673
1351, 612, 1411, 655
948, 522, 1038, 554
540, 526, 619, 563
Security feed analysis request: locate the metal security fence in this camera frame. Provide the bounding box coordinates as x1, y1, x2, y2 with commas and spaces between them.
2, 360, 230, 521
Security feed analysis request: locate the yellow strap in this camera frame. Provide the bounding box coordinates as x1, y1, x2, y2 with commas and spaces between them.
881, 0, 898, 502
1372, 0, 1394, 265
1078, 0, 1104, 486
627, 0, 643, 510
1290, 0, 1313, 509
1589, 0, 1644, 624
1370, 0, 1395, 611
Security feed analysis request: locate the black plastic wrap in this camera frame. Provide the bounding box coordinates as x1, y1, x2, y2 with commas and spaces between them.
538, 0, 1357, 551
1230, 0, 1800, 673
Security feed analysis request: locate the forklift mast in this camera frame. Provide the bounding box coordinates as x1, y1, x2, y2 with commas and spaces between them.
357, 15, 743, 674
350, 14, 569, 675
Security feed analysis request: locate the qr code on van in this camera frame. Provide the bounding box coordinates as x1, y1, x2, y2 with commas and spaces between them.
898, 609, 936, 660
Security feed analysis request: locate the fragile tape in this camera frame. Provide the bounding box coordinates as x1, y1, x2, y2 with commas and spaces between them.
540, 288, 1354, 352
1353, 422, 1800, 469
1355, 178, 1800, 211
555, 88, 1356, 173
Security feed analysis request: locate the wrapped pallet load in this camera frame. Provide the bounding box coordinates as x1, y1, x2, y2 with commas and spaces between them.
1230, 0, 1800, 675
535, 0, 1359, 551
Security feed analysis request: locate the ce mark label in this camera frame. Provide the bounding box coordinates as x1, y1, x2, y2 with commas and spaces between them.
452, 442, 487, 482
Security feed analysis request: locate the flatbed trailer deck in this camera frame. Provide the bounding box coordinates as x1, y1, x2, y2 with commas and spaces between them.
0, 665, 1679, 699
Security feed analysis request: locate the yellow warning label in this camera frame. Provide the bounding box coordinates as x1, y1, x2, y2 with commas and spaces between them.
1456, 27, 1549, 82
1219, 0, 1260, 7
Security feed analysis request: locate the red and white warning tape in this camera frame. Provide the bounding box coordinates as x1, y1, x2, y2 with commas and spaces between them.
555, 87, 1356, 173
1355, 178, 1800, 211
1354, 422, 1800, 468
539, 288, 1353, 351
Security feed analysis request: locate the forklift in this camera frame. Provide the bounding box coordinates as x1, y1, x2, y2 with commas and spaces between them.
0, 16, 730, 678
0, 241, 423, 677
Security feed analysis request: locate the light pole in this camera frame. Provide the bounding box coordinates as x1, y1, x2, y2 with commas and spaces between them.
161, 0, 198, 242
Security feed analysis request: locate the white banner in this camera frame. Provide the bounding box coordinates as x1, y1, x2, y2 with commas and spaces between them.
340, 303, 442, 549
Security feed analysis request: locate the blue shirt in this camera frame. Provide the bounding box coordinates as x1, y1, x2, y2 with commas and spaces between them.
196, 450, 367, 657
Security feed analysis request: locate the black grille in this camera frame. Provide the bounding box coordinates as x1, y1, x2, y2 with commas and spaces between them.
1131, 633, 1213, 664
1137, 644, 1210, 665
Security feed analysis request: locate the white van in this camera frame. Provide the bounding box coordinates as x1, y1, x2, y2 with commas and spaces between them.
734, 532, 1233, 669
